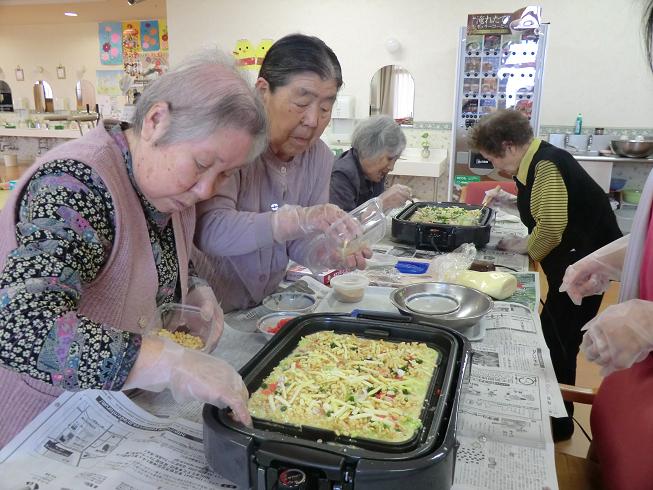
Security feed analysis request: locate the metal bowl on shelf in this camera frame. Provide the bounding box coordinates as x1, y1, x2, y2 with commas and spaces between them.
610, 140, 653, 158
390, 282, 493, 331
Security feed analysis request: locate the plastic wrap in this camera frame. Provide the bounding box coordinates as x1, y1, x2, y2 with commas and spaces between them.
429, 243, 477, 281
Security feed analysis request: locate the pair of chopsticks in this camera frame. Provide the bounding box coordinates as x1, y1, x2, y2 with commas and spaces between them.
480, 185, 502, 213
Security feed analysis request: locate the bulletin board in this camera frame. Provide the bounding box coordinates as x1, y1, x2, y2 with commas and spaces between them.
99, 19, 169, 80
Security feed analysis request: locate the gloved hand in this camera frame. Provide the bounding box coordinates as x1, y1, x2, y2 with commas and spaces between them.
484, 186, 519, 216
184, 284, 223, 352
271, 204, 359, 243
580, 299, 653, 376
496, 234, 529, 254
559, 235, 629, 306
379, 184, 412, 211
124, 336, 252, 425
303, 234, 372, 274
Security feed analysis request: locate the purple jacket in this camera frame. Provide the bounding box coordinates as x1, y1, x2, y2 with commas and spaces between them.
193, 140, 334, 312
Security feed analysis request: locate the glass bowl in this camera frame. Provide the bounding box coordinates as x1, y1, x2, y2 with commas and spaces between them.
146, 303, 215, 353
262, 291, 317, 314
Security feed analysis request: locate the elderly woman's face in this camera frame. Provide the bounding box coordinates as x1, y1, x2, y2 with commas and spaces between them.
479, 143, 521, 176
361, 152, 399, 183
133, 126, 253, 213
257, 72, 338, 161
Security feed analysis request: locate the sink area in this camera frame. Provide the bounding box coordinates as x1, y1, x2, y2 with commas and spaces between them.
566, 149, 600, 157
548, 133, 616, 158
391, 148, 447, 178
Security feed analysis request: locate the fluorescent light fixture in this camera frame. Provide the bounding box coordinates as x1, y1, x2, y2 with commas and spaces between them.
64, 11, 78, 16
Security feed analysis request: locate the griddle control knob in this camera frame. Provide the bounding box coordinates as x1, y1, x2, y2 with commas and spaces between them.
277, 468, 307, 490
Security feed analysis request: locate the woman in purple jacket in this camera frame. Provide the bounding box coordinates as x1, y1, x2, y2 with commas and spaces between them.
194, 34, 370, 312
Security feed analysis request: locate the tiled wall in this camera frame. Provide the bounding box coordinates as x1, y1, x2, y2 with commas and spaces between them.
0, 135, 70, 165
388, 123, 653, 202
4, 120, 652, 195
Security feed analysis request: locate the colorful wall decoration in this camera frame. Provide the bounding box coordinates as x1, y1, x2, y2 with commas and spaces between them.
96, 70, 124, 96
160, 19, 168, 52
140, 20, 160, 52
122, 21, 140, 77
99, 22, 123, 65
98, 19, 169, 80
232, 38, 274, 71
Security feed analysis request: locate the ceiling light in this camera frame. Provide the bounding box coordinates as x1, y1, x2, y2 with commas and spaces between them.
64, 12, 78, 17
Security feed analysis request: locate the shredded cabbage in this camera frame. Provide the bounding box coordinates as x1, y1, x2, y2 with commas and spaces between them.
248, 331, 439, 442
409, 206, 481, 226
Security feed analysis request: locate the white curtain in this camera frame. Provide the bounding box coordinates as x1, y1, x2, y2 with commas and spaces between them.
391, 67, 414, 120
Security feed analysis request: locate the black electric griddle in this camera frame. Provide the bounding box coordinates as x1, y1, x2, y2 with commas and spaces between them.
203, 312, 471, 490
392, 202, 495, 252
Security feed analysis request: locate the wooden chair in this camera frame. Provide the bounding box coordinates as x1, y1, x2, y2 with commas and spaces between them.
460, 180, 518, 205
555, 384, 603, 490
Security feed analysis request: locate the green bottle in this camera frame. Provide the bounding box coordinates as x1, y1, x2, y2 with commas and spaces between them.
574, 113, 583, 135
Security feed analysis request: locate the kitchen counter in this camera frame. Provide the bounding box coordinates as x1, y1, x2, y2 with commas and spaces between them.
0, 128, 80, 139
573, 153, 653, 164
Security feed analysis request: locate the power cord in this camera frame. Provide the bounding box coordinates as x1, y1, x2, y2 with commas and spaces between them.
573, 416, 593, 442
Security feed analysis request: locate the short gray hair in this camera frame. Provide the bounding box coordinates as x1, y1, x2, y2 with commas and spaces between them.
352, 115, 406, 160
131, 50, 267, 158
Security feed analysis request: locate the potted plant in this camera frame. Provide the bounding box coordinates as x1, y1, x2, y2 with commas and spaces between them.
421, 132, 430, 158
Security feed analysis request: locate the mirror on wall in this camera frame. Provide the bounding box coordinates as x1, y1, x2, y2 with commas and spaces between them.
33, 80, 54, 113
0, 81, 14, 112
75, 80, 96, 112
369, 65, 415, 126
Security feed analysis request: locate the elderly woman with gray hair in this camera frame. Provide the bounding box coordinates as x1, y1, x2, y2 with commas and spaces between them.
330, 115, 411, 212
0, 51, 266, 447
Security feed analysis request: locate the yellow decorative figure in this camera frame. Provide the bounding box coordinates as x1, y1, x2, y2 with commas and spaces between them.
255, 39, 274, 66
233, 39, 256, 70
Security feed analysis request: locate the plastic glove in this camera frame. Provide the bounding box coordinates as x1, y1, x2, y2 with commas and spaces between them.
124, 336, 251, 425
379, 184, 412, 211
580, 299, 653, 376
303, 234, 372, 274
496, 234, 529, 254
271, 204, 359, 243
484, 186, 519, 216
559, 235, 629, 306
184, 284, 223, 352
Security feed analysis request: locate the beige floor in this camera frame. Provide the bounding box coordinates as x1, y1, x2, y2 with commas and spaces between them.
538, 271, 620, 459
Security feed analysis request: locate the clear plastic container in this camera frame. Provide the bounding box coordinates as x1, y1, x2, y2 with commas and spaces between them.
147, 303, 215, 353
330, 273, 370, 303
327, 198, 386, 257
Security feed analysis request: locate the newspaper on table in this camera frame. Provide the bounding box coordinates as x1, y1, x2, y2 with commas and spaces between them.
503, 271, 540, 312
453, 301, 565, 490
0, 390, 240, 490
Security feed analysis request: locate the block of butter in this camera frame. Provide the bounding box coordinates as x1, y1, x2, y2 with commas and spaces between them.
446, 270, 518, 300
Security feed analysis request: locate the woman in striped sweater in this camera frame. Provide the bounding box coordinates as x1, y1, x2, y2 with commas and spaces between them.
468, 109, 622, 441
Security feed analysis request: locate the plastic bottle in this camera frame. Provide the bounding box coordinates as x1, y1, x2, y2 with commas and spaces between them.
574, 113, 583, 135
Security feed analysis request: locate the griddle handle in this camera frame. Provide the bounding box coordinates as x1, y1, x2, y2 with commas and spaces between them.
351, 309, 414, 323
255, 441, 345, 480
